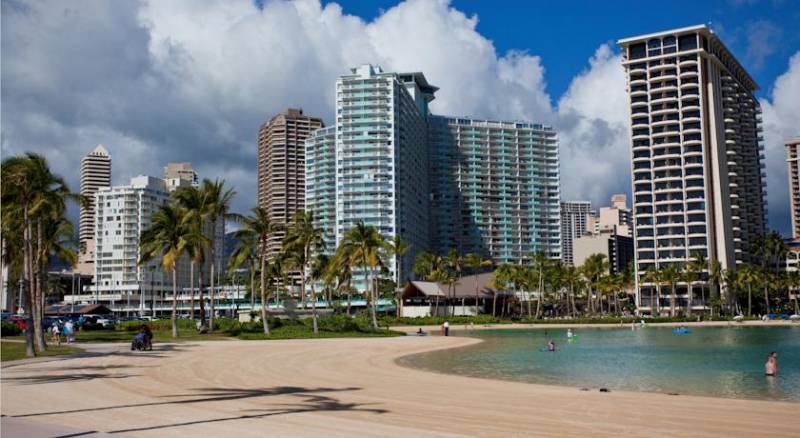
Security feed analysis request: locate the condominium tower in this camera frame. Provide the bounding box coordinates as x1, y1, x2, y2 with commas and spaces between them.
593, 194, 633, 237
333, 65, 432, 285
619, 25, 767, 312
429, 117, 560, 264
559, 201, 592, 265
305, 126, 337, 251
88, 176, 186, 312
787, 137, 800, 238
77, 145, 111, 275
257, 109, 324, 258
305, 64, 561, 288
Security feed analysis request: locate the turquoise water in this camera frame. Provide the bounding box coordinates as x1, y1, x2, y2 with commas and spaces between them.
399, 327, 800, 401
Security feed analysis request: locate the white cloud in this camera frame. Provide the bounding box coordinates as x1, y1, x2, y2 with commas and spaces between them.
760, 51, 800, 231
1, 0, 796, 234
556, 44, 630, 204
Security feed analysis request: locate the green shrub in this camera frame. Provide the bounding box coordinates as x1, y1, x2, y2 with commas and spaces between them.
316, 314, 365, 332
1, 321, 22, 336
115, 319, 196, 332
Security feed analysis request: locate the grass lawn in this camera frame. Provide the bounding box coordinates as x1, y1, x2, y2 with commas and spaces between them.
1, 340, 82, 362
76, 329, 233, 343
237, 326, 404, 340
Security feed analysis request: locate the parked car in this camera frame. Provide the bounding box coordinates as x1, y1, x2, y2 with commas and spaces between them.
95, 317, 117, 328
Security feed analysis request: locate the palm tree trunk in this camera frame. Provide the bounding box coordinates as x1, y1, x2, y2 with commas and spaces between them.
33, 218, 46, 351
747, 283, 752, 316
492, 292, 498, 317
171, 269, 178, 338
260, 256, 269, 335
199, 271, 206, 326
189, 261, 195, 321
22, 205, 35, 357
346, 277, 352, 316
764, 284, 771, 315
311, 273, 318, 335
209, 261, 216, 331
250, 268, 256, 311
474, 276, 480, 316
686, 283, 693, 317
369, 266, 378, 330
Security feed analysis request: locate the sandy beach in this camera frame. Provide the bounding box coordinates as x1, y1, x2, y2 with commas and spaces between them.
1, 335, 796, 437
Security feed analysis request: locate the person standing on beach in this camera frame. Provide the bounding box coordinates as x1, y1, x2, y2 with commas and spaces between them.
765, 352, 779, 376
443, 321, 450, 336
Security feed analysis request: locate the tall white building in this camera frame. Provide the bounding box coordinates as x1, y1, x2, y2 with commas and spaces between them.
86, 176, 186, 314
334, 65, 433, 285
77, 145, 111, 275
560, 201, 593, 265
619, 25, 767, 313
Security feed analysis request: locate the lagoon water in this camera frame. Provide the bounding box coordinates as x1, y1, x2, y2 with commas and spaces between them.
399, 326, 800, 401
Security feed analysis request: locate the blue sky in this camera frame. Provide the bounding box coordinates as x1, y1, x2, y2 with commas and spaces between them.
332, 0, 800, 100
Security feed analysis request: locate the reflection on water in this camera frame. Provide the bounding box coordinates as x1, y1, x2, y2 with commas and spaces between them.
399, 326, 800, 401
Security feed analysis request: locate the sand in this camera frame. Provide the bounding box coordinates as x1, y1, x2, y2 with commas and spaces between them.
1, 336, 796, 437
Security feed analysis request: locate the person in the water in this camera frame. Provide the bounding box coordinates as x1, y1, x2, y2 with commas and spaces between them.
547, 340, 556, 352
765, 352, 778, 376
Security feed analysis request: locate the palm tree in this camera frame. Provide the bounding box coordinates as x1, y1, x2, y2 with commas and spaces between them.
283, 210, 326, 332
342, 222, 384, 329
2, 153, 81, 355
199, 179, 237, 332
385, 236, 410, 315
685, 252, 707, 317
561, 265, 581, 317
331, 240, 356, 314
737, 265, 759, 316
140, 205, 194, 338
308, 253, 330, 334
581, 253, 609, 315
464, 253, 492, 315
659, 264, 681, 317
530, 252, 550, 318
490, 264, 516, 317
642, 266, 662, 316
228, 230, 257, 310
173, 186, 208, 324
413, 250, 446, 315
233, 207, 280, 334
709, 260, 723, 316
446, 249, 463, 315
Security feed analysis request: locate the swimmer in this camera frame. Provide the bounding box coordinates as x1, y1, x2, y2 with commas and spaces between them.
765, 352, 778, 377
547, 339, 556, 352
567, 328, 574, 338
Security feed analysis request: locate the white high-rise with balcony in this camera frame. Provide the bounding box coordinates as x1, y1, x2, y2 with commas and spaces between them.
334, 65, 433, 286
619, 25, 766, 313
560, 201, 593, 266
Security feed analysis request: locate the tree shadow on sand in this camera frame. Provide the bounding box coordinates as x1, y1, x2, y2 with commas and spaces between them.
107, 391, 389, 434
12, 386, 369, 419
2, 372, 138, 386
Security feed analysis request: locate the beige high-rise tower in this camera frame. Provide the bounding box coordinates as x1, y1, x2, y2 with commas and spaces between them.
77, 145, 111, 275
257, 109, 323, 257
787, 137, 800, 238
619, 25, 767, 314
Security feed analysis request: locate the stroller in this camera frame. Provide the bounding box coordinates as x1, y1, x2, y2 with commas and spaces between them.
131, 332, 152, 351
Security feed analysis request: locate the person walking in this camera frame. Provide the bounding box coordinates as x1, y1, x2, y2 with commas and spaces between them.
443, 320, 450, 336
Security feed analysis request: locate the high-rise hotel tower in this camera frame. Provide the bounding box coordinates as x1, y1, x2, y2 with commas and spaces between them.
619, 25, 767, 313
257, 109, 324, 258
77, 145, 111, 275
